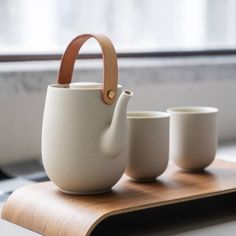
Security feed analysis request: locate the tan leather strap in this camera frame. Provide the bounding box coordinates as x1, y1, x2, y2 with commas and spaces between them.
57, 34, 118, 105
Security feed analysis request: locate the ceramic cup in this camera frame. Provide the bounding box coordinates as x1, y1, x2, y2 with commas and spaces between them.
125, 111, 169, 182
167, 106, 218, 171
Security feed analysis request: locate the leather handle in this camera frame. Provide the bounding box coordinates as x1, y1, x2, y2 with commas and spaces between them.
57, 34, 118, 105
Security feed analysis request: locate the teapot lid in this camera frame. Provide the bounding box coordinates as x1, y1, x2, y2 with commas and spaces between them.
69, 82, 102, 90
69, 82, 122, 90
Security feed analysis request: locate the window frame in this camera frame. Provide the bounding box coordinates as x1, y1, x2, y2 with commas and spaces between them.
1, 49, 236, 62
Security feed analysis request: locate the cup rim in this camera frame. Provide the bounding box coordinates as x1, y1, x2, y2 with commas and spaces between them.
167, 106, 218, 114
127, 111, 170, 119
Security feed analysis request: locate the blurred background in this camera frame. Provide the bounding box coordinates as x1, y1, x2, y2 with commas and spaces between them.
0, 1, 236, 235
1, 0, 236, 55
0, 0, 236, 196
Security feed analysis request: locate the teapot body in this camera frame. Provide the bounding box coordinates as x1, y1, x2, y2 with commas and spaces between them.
42, 84, 127, 194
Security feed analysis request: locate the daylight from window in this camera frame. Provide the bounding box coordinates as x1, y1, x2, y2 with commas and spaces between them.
1, 0, 236, 54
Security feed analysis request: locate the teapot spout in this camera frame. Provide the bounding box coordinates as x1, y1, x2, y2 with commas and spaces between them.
101, 90, 133, 158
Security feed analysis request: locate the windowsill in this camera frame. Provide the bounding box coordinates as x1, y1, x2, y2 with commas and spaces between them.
0, 55, 236, 95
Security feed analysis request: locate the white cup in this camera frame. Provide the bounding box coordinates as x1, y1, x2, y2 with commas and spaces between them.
167, 106, 218, 171
125, 111, 169, 182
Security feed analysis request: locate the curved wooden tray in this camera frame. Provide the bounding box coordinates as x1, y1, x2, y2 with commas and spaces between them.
2, 159, 236, 236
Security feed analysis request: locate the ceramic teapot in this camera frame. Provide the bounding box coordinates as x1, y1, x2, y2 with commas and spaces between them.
42, 34, 133, 194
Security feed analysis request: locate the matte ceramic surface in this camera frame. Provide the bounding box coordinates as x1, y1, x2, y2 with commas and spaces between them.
42, 82, 132, 194
167, 106, 218, 171
125, 111, 169, 181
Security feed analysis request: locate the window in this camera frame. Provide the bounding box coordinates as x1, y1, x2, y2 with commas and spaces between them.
1, 0, 236, 59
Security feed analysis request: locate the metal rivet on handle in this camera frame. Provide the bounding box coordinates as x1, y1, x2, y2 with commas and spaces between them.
107, 90, 116, 99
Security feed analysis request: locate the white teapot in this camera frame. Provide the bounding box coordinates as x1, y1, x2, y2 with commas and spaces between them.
42, 34, 132, 194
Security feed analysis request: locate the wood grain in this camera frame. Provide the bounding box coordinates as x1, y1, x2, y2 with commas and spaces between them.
2, 159, 236, 236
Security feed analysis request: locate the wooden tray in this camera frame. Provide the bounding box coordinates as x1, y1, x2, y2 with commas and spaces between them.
2, 159, 236, 236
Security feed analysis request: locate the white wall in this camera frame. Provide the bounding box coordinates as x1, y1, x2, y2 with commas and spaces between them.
0, 58, 236, 165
